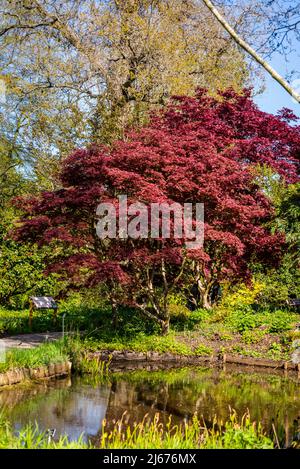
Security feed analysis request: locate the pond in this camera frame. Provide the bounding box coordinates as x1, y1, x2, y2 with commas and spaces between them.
0, 364, 299, 448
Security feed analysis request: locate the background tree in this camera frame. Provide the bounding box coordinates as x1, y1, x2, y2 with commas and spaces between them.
0, 0, 250, 307
0, 157, 60, 307
257, 181, 300, 307
0, 113, 66, 308
0, 0, 248, 183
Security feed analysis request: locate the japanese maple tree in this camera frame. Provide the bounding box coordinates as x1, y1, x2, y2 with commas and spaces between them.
13, 89, 300, 334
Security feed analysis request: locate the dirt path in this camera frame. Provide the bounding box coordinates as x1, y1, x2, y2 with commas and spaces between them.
0, 332, 63, 350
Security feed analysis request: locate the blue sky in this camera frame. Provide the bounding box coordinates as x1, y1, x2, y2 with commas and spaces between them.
253, 50, 300, 119
219, 0, 300, 118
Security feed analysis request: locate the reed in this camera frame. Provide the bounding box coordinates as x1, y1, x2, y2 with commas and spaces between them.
0, 411, 274, 449
99, 411, 274, 449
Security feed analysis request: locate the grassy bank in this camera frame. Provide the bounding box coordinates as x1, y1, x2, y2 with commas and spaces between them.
0, 412, 274, 449
62, 305, 299, 362
0, 341, 68, 374
1, 297, 299, 364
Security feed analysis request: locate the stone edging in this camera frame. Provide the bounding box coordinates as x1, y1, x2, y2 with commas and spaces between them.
90, 350, 300, 372
0, 361, 72, 387
1, 350, 298, 388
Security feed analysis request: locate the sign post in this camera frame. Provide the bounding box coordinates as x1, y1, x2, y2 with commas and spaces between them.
29, 297, 58, 330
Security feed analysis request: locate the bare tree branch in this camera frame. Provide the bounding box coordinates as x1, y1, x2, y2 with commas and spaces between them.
202, 0, 300, 103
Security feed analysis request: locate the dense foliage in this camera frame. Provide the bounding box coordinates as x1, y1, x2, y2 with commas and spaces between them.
0, 161, 60, 308
13, 89, 300, 332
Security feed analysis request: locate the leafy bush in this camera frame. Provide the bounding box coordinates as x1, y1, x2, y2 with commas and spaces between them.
208, 413, 273, 449
220, 282, 264, 313
167, 293, 188, 306
255, 273, 292, 308
168, 303, 191, 320
82, 332, 193, 356
0, 216, 63, 309
242, 329, 266, 345
226, 308, 260, 333
267, 311, 294, 333
267, 342, 283, 359
194, 344, 212, 356
188, 308, 212, 325
224, 306, 296, 335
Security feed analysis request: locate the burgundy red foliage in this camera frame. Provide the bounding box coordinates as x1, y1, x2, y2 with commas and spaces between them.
13, 89, 300, 332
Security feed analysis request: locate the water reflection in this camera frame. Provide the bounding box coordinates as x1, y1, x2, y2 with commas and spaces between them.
0, 378, 111, 442
0, 365, 299, 447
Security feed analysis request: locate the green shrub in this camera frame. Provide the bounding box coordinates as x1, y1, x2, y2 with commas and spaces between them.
226, 308, 260, 333
167, 293, 188, 306
267, 312, 294, 333
187, 308, 212, 328
81, 332, 192, 356
194, 344, 212, 356
206, 412, 273, 449
220, 282, 264, 313
168, 303, 191, 320
267, 342, 282, 359
0, 214, 63, 310
242, 329, 266, 345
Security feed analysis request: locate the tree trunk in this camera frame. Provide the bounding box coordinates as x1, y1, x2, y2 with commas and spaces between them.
111, 299, 118, 329
161, 318, 170, 336
202, 289, 212, 309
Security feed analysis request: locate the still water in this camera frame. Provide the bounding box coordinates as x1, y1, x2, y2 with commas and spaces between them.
0, 365, 299, 447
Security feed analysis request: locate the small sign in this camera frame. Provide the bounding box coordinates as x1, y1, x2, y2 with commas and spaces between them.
30, 296, 57, 309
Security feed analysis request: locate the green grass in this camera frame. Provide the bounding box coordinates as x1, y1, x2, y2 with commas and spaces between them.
80, 332, 194, 356
0, 305, 111, 336
0, 419, 90, 449
71, 353, 111, 377
0, 340, 68, 373
60, 306, 298, 362
100, 412, 273, 449
0, 412, 274, 449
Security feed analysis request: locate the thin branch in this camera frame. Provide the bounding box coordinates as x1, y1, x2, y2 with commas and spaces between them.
0, 163, 19, 181
0, 20, 56, 37
202, 0, 300, 103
